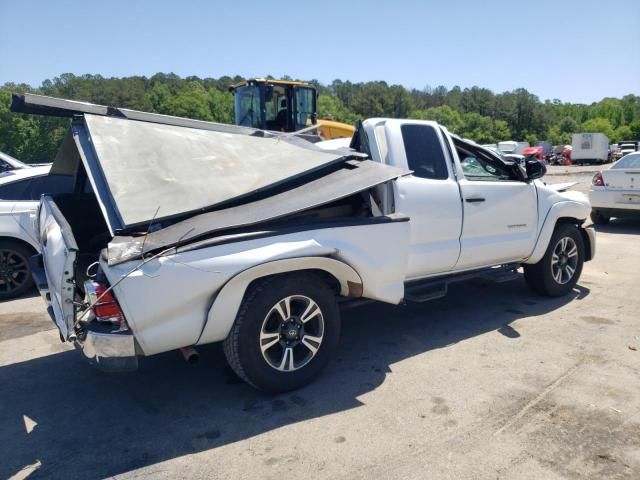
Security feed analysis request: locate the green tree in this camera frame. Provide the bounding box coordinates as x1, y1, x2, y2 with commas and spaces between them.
1, 72, 639, 164
207, 89, 233, 123
492, 120, 511, 141
412, 105, 463, 133
612, 125, 633, 143
460, 112, 494, 143
581, 117, 615, 140
317, 95, 358, 124
167, 83, 213, 120
628, 120, 640, 140
145, 82, 173, 114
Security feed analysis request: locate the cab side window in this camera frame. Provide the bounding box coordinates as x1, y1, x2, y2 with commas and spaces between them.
401, 125, 449, 180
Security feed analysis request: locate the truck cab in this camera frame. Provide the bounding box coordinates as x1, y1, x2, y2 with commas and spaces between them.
230, 78, 317, 132
360, 119, 561, 277
229, 78, 355, 140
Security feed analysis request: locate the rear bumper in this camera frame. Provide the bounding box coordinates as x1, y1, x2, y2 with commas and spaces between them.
589, 190, 640, 211
77, 324, 138, 372
33, 254, 138, 371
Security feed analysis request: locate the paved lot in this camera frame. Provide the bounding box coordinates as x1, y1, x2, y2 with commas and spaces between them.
1, 167, 639, 480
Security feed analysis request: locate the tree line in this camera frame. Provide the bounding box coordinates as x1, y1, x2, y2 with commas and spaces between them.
1, 72, 639, 163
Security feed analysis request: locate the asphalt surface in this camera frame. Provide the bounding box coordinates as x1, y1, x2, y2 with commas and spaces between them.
2, 165, 639, 480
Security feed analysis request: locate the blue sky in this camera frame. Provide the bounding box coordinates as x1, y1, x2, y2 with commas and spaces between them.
1, 0, 638, 103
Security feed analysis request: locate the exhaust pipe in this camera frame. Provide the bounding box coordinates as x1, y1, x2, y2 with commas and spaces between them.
179, 346, 199, 365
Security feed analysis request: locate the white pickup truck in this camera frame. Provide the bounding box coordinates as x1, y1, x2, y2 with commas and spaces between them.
14, 94, 595, 392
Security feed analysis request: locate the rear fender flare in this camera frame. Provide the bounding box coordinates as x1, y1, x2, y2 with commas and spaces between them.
0, 234, 39, 253
197, 257, 362, 345
525, 201, 590, 264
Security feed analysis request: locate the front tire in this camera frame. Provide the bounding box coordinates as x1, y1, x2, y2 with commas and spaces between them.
223, 273, 340, 393
523, 223, 585, 297
590, 209, 610, 225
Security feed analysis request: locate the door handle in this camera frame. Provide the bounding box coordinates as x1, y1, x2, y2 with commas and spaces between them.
465, 197, 486, 203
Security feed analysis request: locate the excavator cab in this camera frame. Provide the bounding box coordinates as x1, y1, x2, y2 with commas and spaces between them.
230, 79, 317, 133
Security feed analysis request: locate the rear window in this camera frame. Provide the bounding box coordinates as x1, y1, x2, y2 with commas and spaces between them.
614, 153, 640, 169
401, 124, 449, 180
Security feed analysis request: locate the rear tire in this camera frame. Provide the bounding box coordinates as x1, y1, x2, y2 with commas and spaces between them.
523, 223, 585, 297
223, 272, 340, 393
590, 209, 610, 225
0, 240, 34, 300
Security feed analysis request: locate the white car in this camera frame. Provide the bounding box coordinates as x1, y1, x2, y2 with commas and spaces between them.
0, 163, 73, 299
0, 151, 30, 172
589, 152, 640, 224
0, 150, 51, 172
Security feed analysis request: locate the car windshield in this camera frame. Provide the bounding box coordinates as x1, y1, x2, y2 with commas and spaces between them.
613, 153, 640, 169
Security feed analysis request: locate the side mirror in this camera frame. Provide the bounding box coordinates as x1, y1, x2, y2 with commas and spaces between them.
525, 158, 546, 180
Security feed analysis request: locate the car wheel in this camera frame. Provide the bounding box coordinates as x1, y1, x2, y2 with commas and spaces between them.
0, 240, 34, 300
223, 272, 340, 392
523, 223, 585, 297
590, 209, 610, 225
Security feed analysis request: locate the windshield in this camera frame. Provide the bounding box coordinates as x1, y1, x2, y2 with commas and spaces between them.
0, 151, 28, 170
233, 85, 262, 128
613, 153, 640, 169
294, 87, 315, 130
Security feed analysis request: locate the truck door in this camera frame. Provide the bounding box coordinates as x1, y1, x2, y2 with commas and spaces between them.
453, 141, 538, 269
382, 121, 462, 279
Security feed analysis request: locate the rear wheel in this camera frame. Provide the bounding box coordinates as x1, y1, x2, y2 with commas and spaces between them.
523, 223, 585, 297
223, 273, 340, 392
0, 240, 34, 300
590, 209, 610, 225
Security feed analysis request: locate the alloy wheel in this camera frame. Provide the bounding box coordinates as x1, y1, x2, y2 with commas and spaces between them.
551, 237, 578, 285
259, 295, 325, 372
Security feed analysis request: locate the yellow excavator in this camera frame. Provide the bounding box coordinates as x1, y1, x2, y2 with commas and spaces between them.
229, 78, 355, 141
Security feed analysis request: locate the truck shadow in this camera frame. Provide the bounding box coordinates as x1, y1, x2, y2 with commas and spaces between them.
593, 218, 640, 235
0, 276, 589, 479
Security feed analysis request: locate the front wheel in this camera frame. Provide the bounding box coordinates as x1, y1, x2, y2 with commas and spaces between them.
223, 273, 340, 392
523, 223, 585, 297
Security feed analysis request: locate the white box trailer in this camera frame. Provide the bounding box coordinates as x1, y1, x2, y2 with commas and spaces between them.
498, 141, 529, 155
572, 133, 609, 164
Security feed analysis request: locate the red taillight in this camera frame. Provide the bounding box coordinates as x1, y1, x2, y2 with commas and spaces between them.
592, 172, 605, 187
86, 282, 125, 324
94, 302, 124, 321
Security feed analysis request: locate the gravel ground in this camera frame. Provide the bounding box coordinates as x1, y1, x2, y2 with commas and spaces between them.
2, 164, 639, 480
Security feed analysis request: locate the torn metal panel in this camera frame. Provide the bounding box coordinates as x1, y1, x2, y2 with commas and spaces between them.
79, 114, 350, 230
11, 93, 259, 136
11, 93, 110, 117
108, 160, 410, 264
